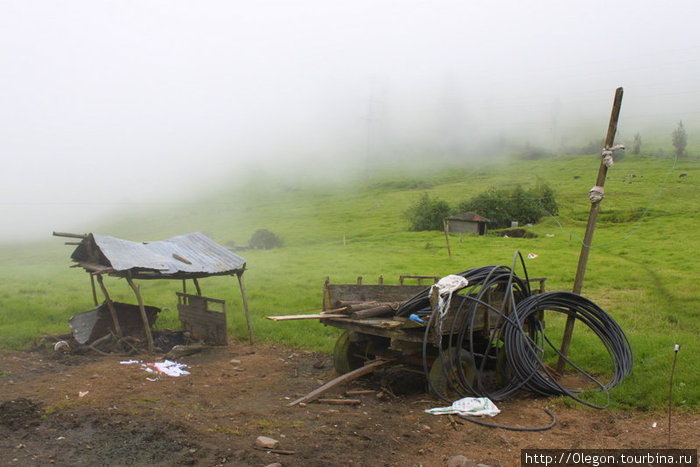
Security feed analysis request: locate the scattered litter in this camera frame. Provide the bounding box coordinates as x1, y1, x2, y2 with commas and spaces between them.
545, 234, 555, 237
54, 341, 70, 352
409, 313, 425, 324
652, 422, 657, 428
151, 360, 190, 376
146, 377, 159, 382
527, 253, 539, 259
425, 397, 500, 417
255, 435, 280, 449
119, 359, 190, 377
78, 391, 89, 398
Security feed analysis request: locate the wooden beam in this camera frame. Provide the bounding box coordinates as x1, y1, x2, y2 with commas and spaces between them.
237, 272, 255, 345
558, 87, 624, 373
78, 262, 114, 274
126, 275, 155, 354
287, 359, 392, 407
53, 231, 87, 239
172, 253, 192, 264
316, 399, 361, 405
90, 274, 98, 306
266, 314, 347, 321
95, 274, 122, 338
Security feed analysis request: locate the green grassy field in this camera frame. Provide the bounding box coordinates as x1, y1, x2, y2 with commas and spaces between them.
1, 152, 698, 411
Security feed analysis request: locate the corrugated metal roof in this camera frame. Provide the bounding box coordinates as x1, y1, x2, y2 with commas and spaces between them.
446, 212, 491, 223
71, 232, 246, 277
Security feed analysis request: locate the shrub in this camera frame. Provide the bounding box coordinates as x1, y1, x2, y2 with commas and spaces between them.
405, 193, 452, 231
249, 229, 283, 250
457, 183, 558, 229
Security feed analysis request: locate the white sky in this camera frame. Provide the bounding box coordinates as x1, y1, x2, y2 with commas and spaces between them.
2, 0, 699, 241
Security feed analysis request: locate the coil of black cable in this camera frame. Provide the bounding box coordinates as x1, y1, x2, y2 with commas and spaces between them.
500, 291, 633, 408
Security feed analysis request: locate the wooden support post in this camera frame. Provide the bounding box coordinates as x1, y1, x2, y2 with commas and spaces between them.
182, 279, 187, 294
237, 272, 255, 345
95, 274, 122, 338
557, 87, 623, 373
126, 275, 155, 354
90, 274, 98, 306
443, 219, 452, 260
193, 278, 202, 296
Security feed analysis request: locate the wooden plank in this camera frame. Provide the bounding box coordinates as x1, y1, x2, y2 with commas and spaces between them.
317, 399, 362, 405
266, 314, 347, 321
350, 302, 401, 320
287, 359, 391, 407
321, 318, 431, 344
325, 284, 427, 309
52, 231, 87, 239
178, 304, 227, 345
345, 390, 376, 396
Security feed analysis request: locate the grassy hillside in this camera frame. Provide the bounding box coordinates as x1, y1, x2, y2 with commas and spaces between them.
1, 152, 698, 411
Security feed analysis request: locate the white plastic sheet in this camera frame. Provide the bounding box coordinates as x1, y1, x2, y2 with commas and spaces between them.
425, 397, 500, 417
120, 359, 190, 378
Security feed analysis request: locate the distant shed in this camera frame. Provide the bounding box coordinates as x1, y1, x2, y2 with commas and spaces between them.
444, 212, 491, 236
55, 231, 254, 352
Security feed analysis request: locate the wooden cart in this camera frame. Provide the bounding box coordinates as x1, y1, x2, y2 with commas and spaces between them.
320, 274, 546, 395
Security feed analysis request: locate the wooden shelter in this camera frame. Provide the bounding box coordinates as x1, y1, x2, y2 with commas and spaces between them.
54, 231, 254, 352
444, 212, 490, 236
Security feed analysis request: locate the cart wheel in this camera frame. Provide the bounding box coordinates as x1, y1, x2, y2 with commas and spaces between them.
333, 331, 372, 374
428, 348, 477, 399
495, 346, 513, 387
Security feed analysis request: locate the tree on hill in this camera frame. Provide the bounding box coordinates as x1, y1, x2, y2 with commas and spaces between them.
631, 132, 642, 155
672, 120, 687, 157
405, 193, 452, 231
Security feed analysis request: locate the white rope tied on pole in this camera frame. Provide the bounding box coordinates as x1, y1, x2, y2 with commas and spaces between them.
603, 154, 614, 168
601, 143, 625, 168
589, 186, 605, 203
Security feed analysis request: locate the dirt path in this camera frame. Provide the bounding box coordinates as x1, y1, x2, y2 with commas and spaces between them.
0, 342, 697, 466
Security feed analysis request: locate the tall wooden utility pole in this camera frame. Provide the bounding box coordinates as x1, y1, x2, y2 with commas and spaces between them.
556, 87, 624, 374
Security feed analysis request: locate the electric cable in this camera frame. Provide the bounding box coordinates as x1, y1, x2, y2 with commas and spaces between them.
407, 251, 633, 429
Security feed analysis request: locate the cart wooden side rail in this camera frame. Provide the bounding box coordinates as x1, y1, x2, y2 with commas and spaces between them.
320, 275, 546, 377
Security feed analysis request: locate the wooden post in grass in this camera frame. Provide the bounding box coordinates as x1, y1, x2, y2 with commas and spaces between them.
557, 87, 624, 374
443, 219, 452, 260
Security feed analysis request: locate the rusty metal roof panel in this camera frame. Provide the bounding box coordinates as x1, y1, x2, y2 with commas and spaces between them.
84, 232, 246, 276
446, 212, 491, 223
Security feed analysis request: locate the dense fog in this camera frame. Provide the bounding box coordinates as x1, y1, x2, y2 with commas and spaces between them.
2, 1, 699, 241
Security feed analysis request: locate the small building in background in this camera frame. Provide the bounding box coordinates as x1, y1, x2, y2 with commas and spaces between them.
444, 212, 491, 236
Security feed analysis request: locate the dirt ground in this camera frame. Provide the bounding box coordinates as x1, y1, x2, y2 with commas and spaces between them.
1, 340, 697, 467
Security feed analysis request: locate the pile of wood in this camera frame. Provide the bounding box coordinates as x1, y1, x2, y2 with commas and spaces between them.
331, 300, 403, 319
267, 300, 404, 322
